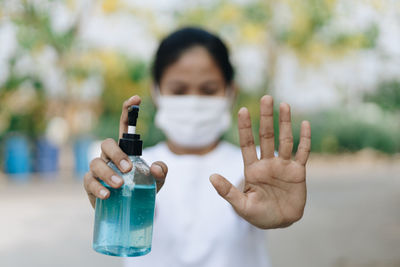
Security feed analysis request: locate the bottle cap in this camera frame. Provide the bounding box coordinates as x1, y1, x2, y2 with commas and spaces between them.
119, 105, 143, 156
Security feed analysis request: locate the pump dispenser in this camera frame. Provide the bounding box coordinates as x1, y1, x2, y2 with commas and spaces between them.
93, 105, 156, 257
119, 105, 142, 156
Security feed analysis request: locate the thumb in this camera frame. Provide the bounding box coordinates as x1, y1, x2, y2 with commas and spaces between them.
209, 174, 247, 213
150, 161, 168, 193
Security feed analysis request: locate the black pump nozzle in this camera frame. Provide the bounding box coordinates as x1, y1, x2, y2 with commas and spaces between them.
119, 105, 143, 156
128, 105, 139, 127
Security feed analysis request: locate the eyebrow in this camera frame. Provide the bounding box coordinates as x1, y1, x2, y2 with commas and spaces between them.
165, 81, 186, 86
201, 81, 221, 86
165, 79, 224, 87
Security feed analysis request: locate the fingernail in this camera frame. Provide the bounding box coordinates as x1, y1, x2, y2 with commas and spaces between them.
153, 164, 163, 174
120, 159, 130, 172
129, 95, 137, 101
209, 174, 217, 183
100, 189, 108, 198
111, 175, 123, 185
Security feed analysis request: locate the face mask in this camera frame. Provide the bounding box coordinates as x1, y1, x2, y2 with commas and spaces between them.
155, 94, 232, 148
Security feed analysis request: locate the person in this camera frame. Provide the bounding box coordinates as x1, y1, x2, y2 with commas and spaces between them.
84, 27, 311, 267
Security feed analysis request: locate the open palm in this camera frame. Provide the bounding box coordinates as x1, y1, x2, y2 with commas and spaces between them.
210, 95, 311, 229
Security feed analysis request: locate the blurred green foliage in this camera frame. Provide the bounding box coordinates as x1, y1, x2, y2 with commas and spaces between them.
1, 0, 399, 156
292, 108, 400, 154
96, 0, 395, 155
0, 1, 76, 141
0, 67, 47, 140
364, 80, 400, 112
12, 2, 76, 53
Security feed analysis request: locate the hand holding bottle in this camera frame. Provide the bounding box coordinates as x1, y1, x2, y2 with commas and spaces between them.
210, 95, 311, 229
84, 95, 168, 208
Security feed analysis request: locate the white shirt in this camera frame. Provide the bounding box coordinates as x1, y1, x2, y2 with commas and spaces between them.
124, 141, 270, 267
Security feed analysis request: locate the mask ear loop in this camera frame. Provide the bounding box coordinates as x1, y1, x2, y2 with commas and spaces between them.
225, 85, 236, 109
151, 85, 161, 107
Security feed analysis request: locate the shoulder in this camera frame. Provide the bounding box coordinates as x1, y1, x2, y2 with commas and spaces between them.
218, 141, 241, 155
215, 142, 274, 159
142, 142, 168, 163
214, 141, 243, 165
143, 142, 167, 154
213, 141, 244, 184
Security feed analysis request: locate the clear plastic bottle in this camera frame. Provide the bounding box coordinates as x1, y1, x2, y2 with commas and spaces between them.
92, 106, 156, 257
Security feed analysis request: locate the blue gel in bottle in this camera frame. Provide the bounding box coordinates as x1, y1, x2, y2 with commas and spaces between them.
93, 106, 156, 257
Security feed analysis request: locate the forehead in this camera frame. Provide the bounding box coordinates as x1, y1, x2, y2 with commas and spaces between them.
160, 46, 225, 85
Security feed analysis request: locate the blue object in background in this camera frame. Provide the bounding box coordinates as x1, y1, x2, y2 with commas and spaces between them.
74, 137, 92, 178
4, 135, 31, 181
35, 138, 59, 173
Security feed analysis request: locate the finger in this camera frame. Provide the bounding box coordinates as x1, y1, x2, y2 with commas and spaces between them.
90, 157, 124, 188
101, 138, 132, 173
259, 95, 275, 159
278, 103, 293, 160
210, 174, 247, 214
100, 151, 109, 162
238, 107, 258, 166
150, 161, 168, 193
84, 171, 110, 208
119, 95, 142, 139
295, 121, 311, 166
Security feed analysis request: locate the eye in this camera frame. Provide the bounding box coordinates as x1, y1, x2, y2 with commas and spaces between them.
169, 86, 187, 95
200, 86, 219, 95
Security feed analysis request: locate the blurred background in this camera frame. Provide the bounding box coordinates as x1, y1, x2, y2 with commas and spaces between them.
0, 0, 399, 266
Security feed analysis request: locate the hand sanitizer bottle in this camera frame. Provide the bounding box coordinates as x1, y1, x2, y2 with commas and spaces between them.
93, 105, 156, 257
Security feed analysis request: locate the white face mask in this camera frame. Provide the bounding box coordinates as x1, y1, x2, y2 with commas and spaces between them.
155, 94, 232, 148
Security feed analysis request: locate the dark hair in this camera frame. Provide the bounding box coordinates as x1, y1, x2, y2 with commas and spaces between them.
152, 27, 234, 85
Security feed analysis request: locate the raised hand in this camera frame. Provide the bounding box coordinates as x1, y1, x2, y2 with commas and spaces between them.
84, 95, 168, 208
210, 95, 311, 229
